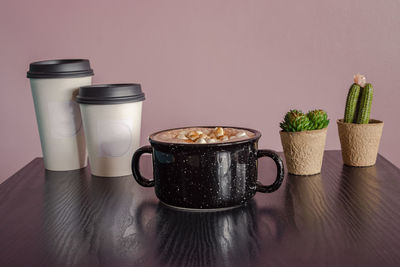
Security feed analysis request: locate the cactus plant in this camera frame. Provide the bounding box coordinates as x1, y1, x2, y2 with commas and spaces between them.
356, 83, 373, 124
280, 109, 330, 132
343, 74, 374, 124
280, 109, 329, 175
280, 109, 329, 132
344, 83, 361, 123
307, 109, 330, 130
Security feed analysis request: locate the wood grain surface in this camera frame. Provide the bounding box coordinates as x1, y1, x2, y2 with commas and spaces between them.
1, 151, 400, 267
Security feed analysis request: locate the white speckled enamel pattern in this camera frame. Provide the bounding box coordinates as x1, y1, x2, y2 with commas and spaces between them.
132, 127, 285, 210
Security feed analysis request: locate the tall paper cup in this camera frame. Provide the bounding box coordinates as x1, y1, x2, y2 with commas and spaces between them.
77, 84, 145, 177
27, 59, 94, 171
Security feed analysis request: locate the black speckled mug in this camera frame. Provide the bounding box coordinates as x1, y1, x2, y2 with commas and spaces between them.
132, 127, 284, 211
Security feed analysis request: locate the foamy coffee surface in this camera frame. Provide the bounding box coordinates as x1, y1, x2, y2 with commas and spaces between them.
152, 127, 255, 144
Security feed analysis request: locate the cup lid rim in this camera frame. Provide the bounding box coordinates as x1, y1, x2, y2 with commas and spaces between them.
27, 59, 94, 78
76, 83, 145, 105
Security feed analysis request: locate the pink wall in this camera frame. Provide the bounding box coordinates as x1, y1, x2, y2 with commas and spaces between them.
1, 0, 399, 183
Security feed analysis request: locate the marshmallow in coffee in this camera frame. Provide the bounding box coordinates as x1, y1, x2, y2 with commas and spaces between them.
153, 127, 255, 144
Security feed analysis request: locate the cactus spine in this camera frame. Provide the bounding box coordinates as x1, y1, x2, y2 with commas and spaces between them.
356, 83, 373, 124
344, 83, 361, 123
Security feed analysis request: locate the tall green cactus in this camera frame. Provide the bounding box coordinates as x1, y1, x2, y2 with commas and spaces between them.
344, 83, 361, 123
356, 83, 373, 124
343, 74, 374, 124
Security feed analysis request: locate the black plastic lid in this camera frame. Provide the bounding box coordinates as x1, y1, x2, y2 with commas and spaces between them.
76, 84, 145, 105
27, 59, 94, 78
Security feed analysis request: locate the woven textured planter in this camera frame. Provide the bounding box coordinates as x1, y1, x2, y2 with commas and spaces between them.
337, 119, 383, 167
280, 128, 327, 175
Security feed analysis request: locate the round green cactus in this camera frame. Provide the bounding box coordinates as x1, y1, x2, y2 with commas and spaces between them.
307, 109, 330, 130
280, 109, 329, 132
280, 110, 313, 132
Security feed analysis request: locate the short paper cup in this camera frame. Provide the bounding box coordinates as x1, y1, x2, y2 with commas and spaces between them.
77, 84, 145, 177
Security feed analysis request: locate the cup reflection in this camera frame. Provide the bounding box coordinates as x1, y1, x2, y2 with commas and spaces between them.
42, 169, 89, 266
88, 175, 149, 265
43, 170, 149, 266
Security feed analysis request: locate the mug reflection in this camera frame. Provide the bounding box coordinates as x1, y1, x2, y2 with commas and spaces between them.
135, 200, 283, 267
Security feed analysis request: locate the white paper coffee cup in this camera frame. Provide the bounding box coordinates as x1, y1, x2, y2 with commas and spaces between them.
27, 59, 94, 171
77, 84, 145, 177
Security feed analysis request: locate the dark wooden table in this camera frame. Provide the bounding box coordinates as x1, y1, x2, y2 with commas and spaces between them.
1, 151, 400, 267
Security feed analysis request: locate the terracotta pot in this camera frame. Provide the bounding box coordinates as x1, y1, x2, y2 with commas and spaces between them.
280, 128, 327, 175
337, 119, 383, 167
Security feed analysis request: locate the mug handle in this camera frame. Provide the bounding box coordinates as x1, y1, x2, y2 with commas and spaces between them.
256, 149, 284, 193
132, 145, 155, 187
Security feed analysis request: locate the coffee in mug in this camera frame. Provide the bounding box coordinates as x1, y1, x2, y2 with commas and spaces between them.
152, 127, 254, 144
27, 59, 94, 171
132, 126, 284, 210
77, 84, 145, 177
